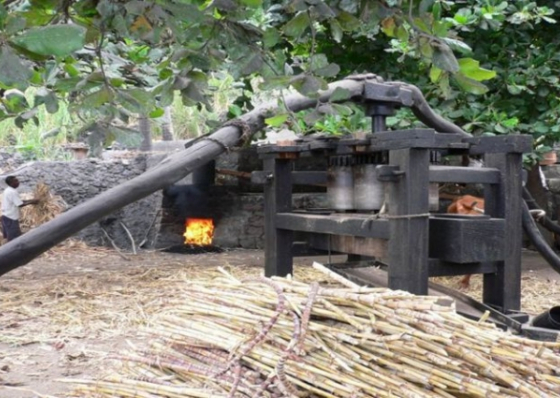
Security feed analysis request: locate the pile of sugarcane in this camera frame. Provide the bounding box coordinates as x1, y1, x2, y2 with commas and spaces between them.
66, 265, 560, 398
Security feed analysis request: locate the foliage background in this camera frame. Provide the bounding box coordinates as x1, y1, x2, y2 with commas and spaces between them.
0, 0, 557, 163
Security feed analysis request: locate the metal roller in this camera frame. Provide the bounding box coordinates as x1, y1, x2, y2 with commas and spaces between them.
327, 155, 354, 211
353, 154, 384, 211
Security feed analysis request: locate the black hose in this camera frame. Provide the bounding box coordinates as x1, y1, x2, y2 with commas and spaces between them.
522, 186, 560, 235
522, 200, 560, 274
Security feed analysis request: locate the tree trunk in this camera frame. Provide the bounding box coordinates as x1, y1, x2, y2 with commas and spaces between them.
138, 115, 152, 151
161, 106, 174, 141
0, 79, 365, 276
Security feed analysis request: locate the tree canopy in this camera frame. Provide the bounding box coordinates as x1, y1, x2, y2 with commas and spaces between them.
0, 0, 556, 153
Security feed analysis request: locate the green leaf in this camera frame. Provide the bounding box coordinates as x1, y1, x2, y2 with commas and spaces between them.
283, 12, 310, 37
291, 75, 325, 97
64, 63, 80, 77
329, 19, 343, 42
418, 37, 433, 58
11, 25, 86, 57
0, 46, 33, 88
331, 103, 353, 116
507, 84, 523, 95
149, 107, 165, 118
381, 17, 396, 37
263, 29, 280, 48
0, 5, 7, 30
329, 87, 352, 102
181, 82, 209, 108
432, 45, 459, 73
228, 104, 242, 118
336, 11, 360, 31
303, 109, 321, 125
432, 2, 441, 20
317, 103, 335, 115
5, 16, 27, 35
396, 25, 409, 41
259, 76, 292, 91
118, 88, 154, 114
265, 113, 289, 127
419, 0, 435, 14
3, 89, 29, 113
315, 63, 340, 78
240, 0, 262, 7
34, 88, 59, 114
238, 53, 263, 76
458, 58, 496, 81
429, 66, 443, 83
310, 54, 329, 70
14, 109, 38, 128
83, 87, 114, 108
443, 38, 472, 55
454, 73, 489, 95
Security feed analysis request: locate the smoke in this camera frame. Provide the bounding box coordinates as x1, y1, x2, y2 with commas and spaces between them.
165, 185, 212, 220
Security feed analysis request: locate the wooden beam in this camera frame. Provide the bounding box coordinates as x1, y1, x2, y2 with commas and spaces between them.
275, 213, 390, 239
306, 233, 388, 258
482, 152, 523, 312
429, 217, 505, 263
467, 136, 533, 155
387, 148, 430, 295
264, 158, 294, 277
428, 259, 498, 277
429, 165, 501, 184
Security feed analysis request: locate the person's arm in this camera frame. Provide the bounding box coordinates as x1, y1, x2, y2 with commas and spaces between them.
20, 199, 39, 207
12, 192, 38, 208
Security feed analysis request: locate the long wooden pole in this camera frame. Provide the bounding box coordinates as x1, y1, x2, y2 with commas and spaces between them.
0, 79, 365, 276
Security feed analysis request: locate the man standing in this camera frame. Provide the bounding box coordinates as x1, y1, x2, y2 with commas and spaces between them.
1, 176, 38, 242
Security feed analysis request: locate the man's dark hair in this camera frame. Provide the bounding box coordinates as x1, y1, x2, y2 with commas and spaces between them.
5, 176, 17, 186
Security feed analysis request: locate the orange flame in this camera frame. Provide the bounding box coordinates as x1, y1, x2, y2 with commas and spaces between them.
184, 218, 214, 246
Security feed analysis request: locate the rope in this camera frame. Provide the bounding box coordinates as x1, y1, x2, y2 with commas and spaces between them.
376, 213, 431, 219
223, 118, 253, 146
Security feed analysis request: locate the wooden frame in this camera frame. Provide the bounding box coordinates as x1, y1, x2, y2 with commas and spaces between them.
261, 129, 528, 312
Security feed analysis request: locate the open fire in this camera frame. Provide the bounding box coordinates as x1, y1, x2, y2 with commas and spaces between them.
184, 218, 214, 246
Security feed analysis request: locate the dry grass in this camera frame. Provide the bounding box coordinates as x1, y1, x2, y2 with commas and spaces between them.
1, 242, 560, 397
19, 182, 67, 230
0, 255, 334, 346
57, 267, 560, 397
433, 274, 560, 316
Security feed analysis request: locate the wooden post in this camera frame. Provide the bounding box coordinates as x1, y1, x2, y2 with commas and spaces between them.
483, 153, 523, 312
387, 148, 430, 295
263, 156, 294, 277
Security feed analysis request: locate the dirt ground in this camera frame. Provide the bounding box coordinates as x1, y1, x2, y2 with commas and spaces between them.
1, 245, 560, 398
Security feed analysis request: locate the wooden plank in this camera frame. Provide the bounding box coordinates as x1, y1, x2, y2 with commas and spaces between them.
275, 213, 390, 239
429, 165, 501, 184
482, 153, 523, 312
264, 158, 294, 277
291, 242, 335, 257
257, 144, 309, 154
387, 148, 430, 295
306, 233, 388, 258
428, 259, 498, 277
251, 171, 327, 186
467, 135, 532, 154
428, 217, 505, 263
